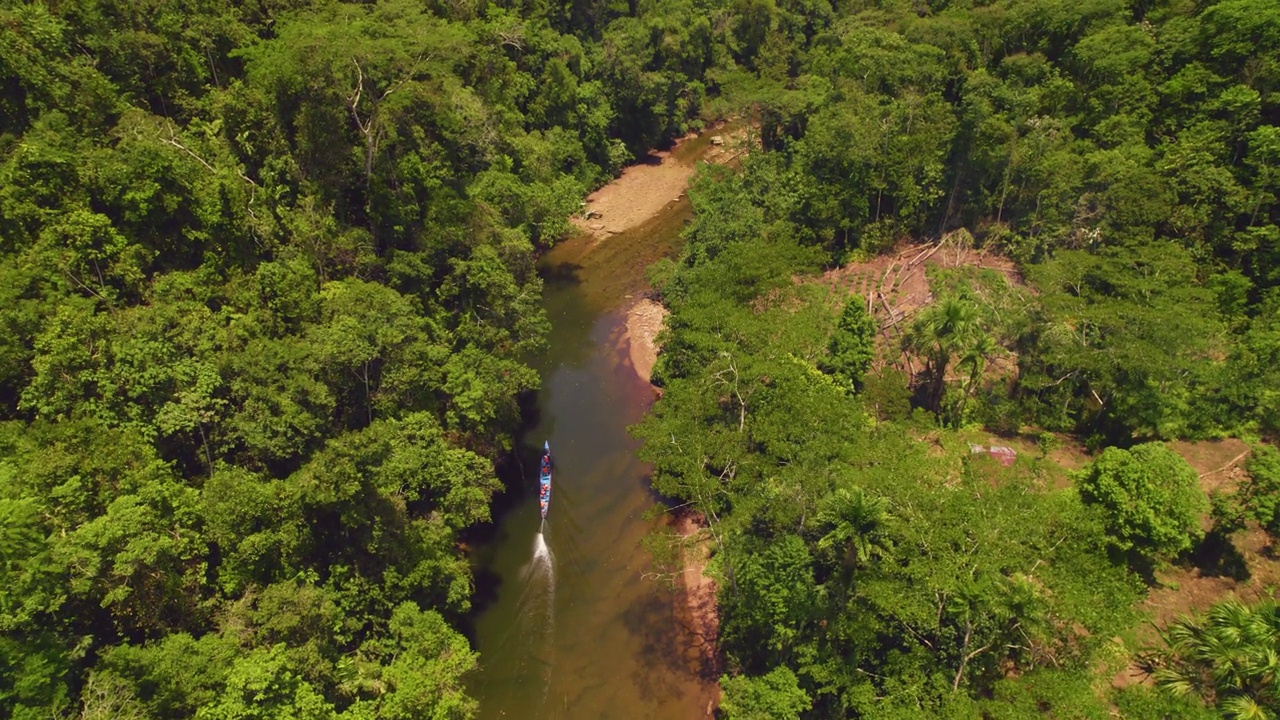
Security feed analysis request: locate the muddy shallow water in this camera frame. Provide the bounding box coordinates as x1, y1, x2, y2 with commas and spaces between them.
466, 189, 714, 718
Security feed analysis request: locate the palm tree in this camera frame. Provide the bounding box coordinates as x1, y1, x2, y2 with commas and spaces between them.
815, 487, 892, 569
1154, 598, 1280, 719
955, 332, 1000, 423
906, 296, 982, 413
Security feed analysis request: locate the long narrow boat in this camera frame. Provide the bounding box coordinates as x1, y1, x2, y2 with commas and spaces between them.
539, 441, 552, 519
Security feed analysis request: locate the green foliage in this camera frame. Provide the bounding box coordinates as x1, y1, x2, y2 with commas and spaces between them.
637, 223, 1143, 716
1022, 243, 1226, 441
720, 666, 812, 720
1112, 685, 1222, 720
721, 535, 818, 669
194, 644, 336, 720
1220, 300, 1280, 437
1151, 598, 1280, 719
821, 298, 876, 391
0, 0, 727, 713
979, 671, 1111, 720
906, 294, 984, 413
814, 487, 890, 568
656, 0, 1280, 445
637, 0, 1280, 715
1076, 443, 1208, 564
860, 367, 912, 422
7, 0, 1280, 715
1231, 444, 1280, 536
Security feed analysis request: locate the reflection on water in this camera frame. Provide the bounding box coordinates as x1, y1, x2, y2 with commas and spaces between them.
467, 197, 714, 719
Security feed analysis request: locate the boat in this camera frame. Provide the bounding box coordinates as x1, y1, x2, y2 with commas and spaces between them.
539, 441, 552, 519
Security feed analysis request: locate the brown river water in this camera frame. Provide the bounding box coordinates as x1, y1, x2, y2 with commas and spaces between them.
466, 151, 717, 719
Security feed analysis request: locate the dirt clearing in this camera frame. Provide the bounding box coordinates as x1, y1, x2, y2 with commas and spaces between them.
810, 232, 1022, 378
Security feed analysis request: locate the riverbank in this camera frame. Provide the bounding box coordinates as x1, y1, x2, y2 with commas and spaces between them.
673, 509, 722, 709
625, 299, 668, 385
573, 149, 695, 242
624, 296, 720, 716
596, 128, 737, 715
572, 123, 747, 243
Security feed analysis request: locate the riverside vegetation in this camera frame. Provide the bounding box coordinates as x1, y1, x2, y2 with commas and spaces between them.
630, 0, 1280, 718
1, 0, 1279, 719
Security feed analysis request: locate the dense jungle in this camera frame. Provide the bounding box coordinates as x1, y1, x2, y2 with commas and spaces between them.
1, 0, 1279, 717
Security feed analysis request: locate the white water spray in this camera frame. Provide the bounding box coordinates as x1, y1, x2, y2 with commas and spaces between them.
521, 527, 556, 704
526, 528, 555, 596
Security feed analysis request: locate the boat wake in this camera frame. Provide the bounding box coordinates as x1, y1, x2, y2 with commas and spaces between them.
505, 529, 555, 703
525, 531, 555, 589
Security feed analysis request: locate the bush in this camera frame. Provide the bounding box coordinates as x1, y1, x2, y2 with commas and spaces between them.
1240, 444, 1280, 535
821, 298, 877, 391
1076, 443, 1208, 564
720, 667, 811, 720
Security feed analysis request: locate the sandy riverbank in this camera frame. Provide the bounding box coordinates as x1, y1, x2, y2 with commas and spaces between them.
626, 299, 669, 385
577, 126, 730, 714
673, 509, 722, 711
572, 122, 751, 242
573, 149, 696, 242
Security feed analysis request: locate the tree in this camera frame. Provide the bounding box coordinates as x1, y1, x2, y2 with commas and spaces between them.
1220, 303, 1280, 437
1230, 445, 1280, 537
1153, 598, 1280, 719
1076, 443, 1207, 565
361, 603, 479, 720
1022, 242, 1225, 441
906, 294, 982, 414
194, 645, 336, 720
720, 666, 812, 720
815, 487, 891, 569
821, 298, 877, 391
720, 535, 817, 671
955, 331, 1000, 422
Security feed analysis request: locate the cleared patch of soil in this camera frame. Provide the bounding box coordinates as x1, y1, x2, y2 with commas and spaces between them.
1114, 525, 1280, 689
810, 233, 1022, 377
1174, 438, 1253, 495
1145, 441, 1262, 625
1045, 434, 1093, 473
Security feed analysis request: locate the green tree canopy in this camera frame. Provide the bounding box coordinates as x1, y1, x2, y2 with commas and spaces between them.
1077, 443, 1208, 564
720, 666, 812, 720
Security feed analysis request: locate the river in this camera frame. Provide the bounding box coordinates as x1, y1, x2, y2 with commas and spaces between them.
466, 145, 716, 719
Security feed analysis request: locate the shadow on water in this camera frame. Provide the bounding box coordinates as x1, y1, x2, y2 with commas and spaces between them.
465, 435, 547, 623
619, 589, 704, 705
475, 530, 558, 714
540, 258, 585, 289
